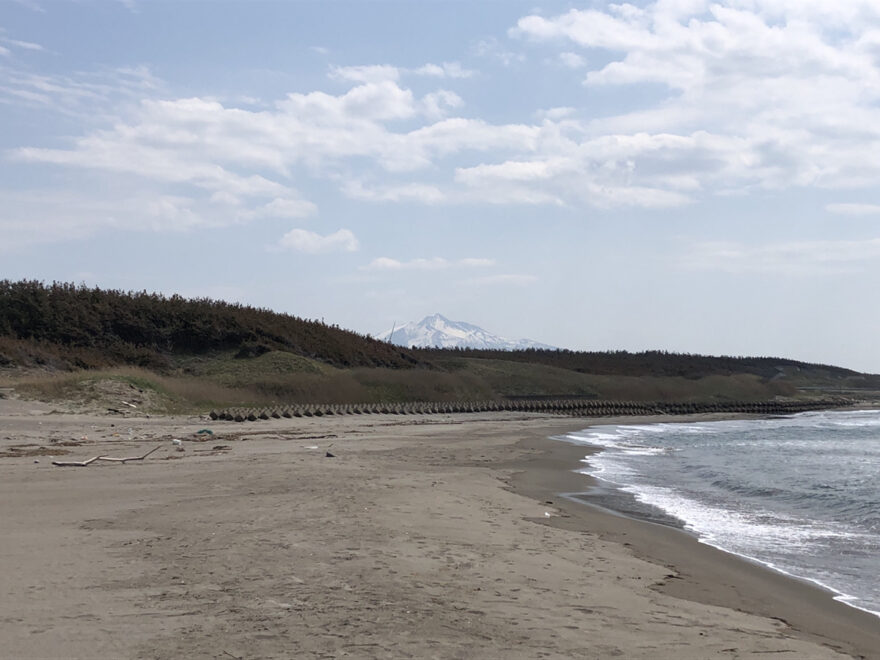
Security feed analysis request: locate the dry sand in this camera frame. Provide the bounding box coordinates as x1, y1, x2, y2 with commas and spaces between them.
1, 398, 879, 659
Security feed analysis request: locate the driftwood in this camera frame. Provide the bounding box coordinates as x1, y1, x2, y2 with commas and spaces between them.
52, 445, 162, 467
96, 445, 162, 463
51, 456, 101, 467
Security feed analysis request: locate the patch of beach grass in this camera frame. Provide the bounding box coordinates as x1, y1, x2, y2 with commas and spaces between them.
177, 350, 336, 383
11, 367, 175, 413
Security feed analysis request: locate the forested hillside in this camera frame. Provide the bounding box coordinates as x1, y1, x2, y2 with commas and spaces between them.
1, 281, 876, 396
414, 347, 867, 382
0, 280, 419, 370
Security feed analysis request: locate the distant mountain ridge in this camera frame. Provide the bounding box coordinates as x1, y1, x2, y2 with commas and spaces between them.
378, 313, 555, 350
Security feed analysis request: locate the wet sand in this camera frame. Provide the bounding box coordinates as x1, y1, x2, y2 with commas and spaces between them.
1, 400, 878, 658
506, 430, 880, 659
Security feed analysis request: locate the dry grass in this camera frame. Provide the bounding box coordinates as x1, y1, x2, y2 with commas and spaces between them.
448, 357, 795, 402
9, 368, 176, 412
178, 350, 336, 382
1, 350, 805, 414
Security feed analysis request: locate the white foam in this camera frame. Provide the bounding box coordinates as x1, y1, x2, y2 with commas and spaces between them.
622, 483, 867, 547
829, 417, 880, 428
621, 447, 667, 456
563, 410, 880, 619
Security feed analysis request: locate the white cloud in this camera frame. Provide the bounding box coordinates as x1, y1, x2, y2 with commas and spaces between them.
329, 61, 476, 86
412, 62, 475, 78
278, 228, 359, 254
421, 89, 463, 119
16, 138, 292, 199
141, 196, 201, 230
16, 2, 880, 243
511, 1, 880, 194
682, 237, 880, 274
363, 257, 495, 271
537, 107, 575, 121
404, 117, 540, 161
0, 188, 237, 249
210, 191, 241, 206
343, 181, 445, 203
11, 79, 546, 205
456, 158, 575, 183
329, 64, 400, 84
558, 52, 586, 69
279, 80, 417, 122
245, 197, 318, 219
7, 57, 700, 221
587, 183, 692, 209
826, 203, 880, 216
454, 153, 689, 208
1, 37, 43, 52
0, 64, 161, 117
473, 38, 525, 66
460, 185, 565, 206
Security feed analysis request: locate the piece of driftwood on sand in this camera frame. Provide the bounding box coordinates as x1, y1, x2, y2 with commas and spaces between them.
51, 445, 162, 467
50, 455, 102, 467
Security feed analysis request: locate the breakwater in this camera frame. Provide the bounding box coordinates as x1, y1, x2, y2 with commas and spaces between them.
209, 398, 851, 422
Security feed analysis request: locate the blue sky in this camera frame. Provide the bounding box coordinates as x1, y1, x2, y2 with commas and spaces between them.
3, 0, 880, 372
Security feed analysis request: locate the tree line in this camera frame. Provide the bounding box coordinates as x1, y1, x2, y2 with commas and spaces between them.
0, 280, 419, 370
0, 280, 867, 383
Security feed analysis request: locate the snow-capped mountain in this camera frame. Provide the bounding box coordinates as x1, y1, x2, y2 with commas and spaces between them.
378, 314, 555, 350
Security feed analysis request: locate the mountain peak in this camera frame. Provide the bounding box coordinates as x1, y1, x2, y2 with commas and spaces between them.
378, 315, 555, 351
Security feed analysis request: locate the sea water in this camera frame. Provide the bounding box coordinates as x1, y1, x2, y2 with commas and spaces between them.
565, 409, 880, 616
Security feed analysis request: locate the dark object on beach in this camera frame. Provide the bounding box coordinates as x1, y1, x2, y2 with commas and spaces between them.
325, 451, 335, 458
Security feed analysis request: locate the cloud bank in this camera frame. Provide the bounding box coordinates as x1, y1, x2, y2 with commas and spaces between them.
7, 2, 880, 248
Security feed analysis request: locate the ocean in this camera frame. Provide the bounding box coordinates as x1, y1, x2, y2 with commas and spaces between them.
564, 409, 880, 617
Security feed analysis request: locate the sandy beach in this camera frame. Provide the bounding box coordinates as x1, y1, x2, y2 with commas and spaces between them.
1, 398, 879, 659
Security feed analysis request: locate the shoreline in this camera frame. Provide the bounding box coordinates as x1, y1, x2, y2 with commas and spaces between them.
504, 414, 880, 659
558, 411, 880, 620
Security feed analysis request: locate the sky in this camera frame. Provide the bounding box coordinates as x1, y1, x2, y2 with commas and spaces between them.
2, 0, 880, 373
